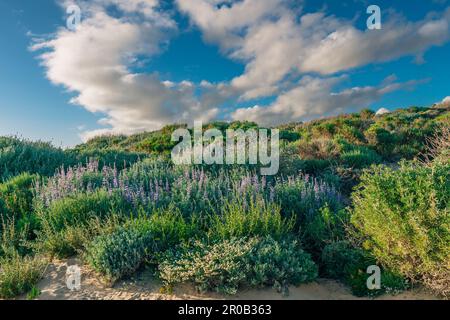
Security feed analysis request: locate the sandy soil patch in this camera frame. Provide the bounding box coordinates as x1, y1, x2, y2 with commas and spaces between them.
20, 259, 438, 300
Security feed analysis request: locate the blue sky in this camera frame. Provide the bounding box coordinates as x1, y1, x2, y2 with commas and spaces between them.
0, 0, 449, 146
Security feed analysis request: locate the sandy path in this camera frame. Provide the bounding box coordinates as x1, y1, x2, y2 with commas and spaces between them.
22, 259, 438, 300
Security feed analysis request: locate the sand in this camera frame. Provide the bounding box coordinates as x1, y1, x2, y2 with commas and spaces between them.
18, 258, 438, 300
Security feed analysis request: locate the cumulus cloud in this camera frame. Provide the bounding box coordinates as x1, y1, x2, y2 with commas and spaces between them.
32, 0, 223, 141
178, 0, 450, 100
443, 96, 450, 102
32, 0, 450, 140
231, 75, 426, 126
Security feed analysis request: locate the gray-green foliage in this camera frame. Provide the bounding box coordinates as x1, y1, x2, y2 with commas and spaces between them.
245, 236, 318, 288
158, 237, 318, 295
86, 227, 152, 283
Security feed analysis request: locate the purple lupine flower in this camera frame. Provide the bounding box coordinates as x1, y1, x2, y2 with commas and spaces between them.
165, 179, 170, 192
269, 185, 275, 202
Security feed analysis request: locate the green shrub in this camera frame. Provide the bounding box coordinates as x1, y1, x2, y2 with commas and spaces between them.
86, 208, 199, 283
321, 241, 371, 280
37, 190, 129, 233
365, 126, 397, 157
0, 173, 36, 217
126, 207, 199, 252
245, 237, 318, 289
210, 199, 294, 241
67, 149, 146, 170
296, 138, 340, 161
35, 213, 122, 259
321, 241, 408, 297
302, 205, 348, 256
0, 174, 39, 240
158, 237, 318, 295
86, 227, 152, 283
0, 137, 67, 181
1, 217, 32, 257
272, 175, 343, 224
351, 161, 450, 296
339, 148, 381, 169
0, 253, 47, 299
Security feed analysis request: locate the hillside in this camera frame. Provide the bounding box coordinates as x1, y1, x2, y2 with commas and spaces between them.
0, 104, 449, 300
77, 106, 449, 159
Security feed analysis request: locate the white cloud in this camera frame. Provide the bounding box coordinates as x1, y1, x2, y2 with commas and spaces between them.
32, 0, 222, 141
178, 0, 450, 100
231, 76, 425, 126
31, 1, 450, 140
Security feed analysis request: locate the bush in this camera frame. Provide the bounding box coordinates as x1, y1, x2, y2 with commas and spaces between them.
0, 173, 36, 217
126, 207, 199, 252
35, 191, 129, 258
86, 227, 152, 283
302, 205, 348, 256
36, 224, 90, 259
0, 253, 47, 298
1, 217, 32, 258
321, 241, 408, 297
210, 199, 294, 241
321, 241, 371, 280
245, 237, 318, 290
37, 190, 129, 233
86, 207, 199, 283
0, 174, 39, 243
0, 137, 67, 181
158, 238, 254, 295
272, 174, 343, 224
36, 211, 123, 259
158, 237, 318, 295
66, 149, 146, 170
351, 161, 450, 297
339, 148, 381, 169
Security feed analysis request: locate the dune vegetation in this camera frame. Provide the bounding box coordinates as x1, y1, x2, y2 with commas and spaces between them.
0, 105, 448, 299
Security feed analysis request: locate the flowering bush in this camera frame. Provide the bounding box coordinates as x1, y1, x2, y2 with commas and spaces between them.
35, 159, 342, 224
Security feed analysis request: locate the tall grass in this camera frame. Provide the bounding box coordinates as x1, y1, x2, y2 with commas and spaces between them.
0, 252, 47, 299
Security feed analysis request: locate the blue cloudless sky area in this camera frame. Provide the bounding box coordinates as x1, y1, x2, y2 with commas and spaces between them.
0, 0, 449, 146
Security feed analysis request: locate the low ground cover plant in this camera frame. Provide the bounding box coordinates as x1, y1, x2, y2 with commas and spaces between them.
158, 236, 318, 295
